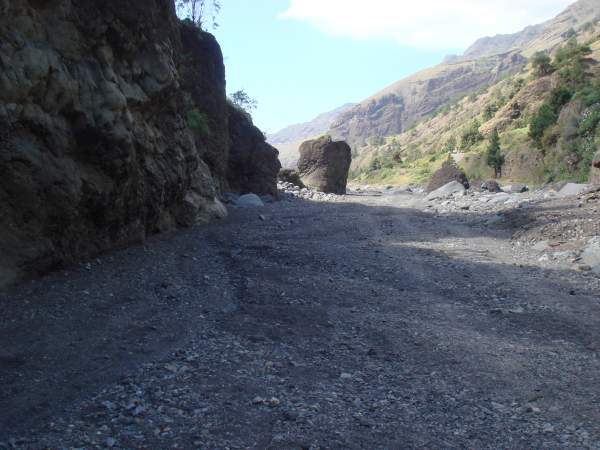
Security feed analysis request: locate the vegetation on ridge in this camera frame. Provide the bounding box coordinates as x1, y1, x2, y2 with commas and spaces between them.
349, 25, 600, 186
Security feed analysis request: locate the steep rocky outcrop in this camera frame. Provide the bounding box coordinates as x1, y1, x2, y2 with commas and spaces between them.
227, 104, 281, 197
297, 136, 351, 194
0, 0, 279, 286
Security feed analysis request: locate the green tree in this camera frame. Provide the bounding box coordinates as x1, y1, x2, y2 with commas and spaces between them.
486, 129, 505, 178
177, 0, 221, 29
531, 51, 554, 78
460, 119, 483, 150
230, 89, 258, 113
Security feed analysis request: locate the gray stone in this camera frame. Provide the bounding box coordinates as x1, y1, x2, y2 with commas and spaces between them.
557, 183, 589, 198
235, 194, 265, 208
481, 180, 503, 193
426, 181, 466, 201
581, 237, 600, 274
502, 184, 529, 193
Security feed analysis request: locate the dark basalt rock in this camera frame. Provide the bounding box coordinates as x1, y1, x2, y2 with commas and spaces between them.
427, 159, 470, 193
227, 105, 281, 197
297, 136, 352, 195
0, 0, 279, 287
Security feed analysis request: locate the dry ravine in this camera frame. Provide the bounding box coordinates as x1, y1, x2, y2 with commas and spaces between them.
1, 185, 599, 449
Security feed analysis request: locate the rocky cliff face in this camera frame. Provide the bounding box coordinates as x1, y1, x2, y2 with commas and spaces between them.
228, 105, 281, 197
0, 0, 279, 286
330, 52, 527, 148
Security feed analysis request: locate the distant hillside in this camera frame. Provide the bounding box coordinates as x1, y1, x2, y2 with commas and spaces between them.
268, 103, 355, 168
329, 52, 527, 147
464, 0, 599, 59
329, 0, 600, 150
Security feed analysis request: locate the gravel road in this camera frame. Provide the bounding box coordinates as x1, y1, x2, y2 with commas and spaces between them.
1, 191, 599, 449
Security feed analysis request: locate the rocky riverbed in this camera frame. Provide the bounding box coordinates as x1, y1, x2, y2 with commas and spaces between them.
1, 185, 599, 449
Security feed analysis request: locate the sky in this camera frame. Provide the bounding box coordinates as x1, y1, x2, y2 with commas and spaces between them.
208, 0, 575, 133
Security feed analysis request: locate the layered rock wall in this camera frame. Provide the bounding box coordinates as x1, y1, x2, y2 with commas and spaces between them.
0, 0, 279, 286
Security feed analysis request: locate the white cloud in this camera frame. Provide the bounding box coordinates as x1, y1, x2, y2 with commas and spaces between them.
281, 0, 575, 50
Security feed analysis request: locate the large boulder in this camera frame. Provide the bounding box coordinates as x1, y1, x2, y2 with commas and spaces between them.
426, 181, 466, 200
557, 183, 589, 198
297, 136, 352, 194
426, 159, 469, 193
591, 151, 600, 184
502, 184, 529, 193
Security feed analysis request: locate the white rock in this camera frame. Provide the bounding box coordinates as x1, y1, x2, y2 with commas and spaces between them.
426, 181, 466, 201
235, 193, 265, 208
582, 237, 600, 274
502, 184, 528, 193
557, 183, 589, 198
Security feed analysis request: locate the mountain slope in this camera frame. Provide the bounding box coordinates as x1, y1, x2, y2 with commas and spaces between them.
329, 0, 600, 150
351, 24, 600, 186
330, 52, 526, 147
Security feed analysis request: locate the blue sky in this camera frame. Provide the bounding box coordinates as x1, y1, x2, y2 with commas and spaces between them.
209, 0, 574, 133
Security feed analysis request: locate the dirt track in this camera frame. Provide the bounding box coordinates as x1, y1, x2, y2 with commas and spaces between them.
1, 191, 600, 449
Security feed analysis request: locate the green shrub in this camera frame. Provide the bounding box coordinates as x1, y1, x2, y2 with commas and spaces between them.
578, 106, 600, 136
529, 87, 572, 148
531, 51, 554, 78
460, 119, 484, 150
187, 109, 210, 137
529, 104, 557, 147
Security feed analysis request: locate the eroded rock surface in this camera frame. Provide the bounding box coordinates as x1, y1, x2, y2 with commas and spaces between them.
297, 136, 351, 194
0, 0, 279, 286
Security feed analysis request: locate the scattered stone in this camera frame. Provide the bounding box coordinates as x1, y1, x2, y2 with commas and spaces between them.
252, 396, 266, 405
481, 180, 503, 193
278, 169, 305, 188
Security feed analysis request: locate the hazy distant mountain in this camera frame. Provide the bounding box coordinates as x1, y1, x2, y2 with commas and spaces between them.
268, 103, 355, 168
